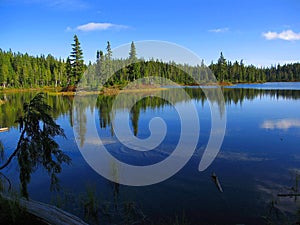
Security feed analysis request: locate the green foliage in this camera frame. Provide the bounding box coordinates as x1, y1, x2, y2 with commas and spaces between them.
210, 53, 300, 83
0, 93, 71, 198
216, 52, 227, 81
1, 43, 300, 90
88, 44, 300, 88
129, 41, 137, 63
105, 41, 112, 61
0, 49, 67, 88
65, 57, 72, 85
69, 35, 84, 85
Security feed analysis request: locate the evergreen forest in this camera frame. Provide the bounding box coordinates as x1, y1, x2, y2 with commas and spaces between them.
1, 36, 300, 89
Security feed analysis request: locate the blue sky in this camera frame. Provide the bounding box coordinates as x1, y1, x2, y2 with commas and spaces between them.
0, 0, 300, 66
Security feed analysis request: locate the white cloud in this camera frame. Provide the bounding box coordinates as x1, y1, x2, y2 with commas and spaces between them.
263, 29, 300, 41
76, 22, 128, 32
261, 119, 300, 130
209, 27, 229, 33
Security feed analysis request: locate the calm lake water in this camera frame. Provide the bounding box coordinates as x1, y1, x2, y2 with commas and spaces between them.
1, 82, 300, 224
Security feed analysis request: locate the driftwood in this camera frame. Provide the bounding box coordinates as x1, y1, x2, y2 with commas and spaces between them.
212, 172, 223, 193
2, 195, 88, 225
0, 127, 9, 132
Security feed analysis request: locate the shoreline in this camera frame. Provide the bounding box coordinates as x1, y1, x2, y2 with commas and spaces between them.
1, 81, 300, 96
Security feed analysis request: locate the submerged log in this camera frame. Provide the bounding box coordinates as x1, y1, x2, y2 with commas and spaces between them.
212, 172, 223, 193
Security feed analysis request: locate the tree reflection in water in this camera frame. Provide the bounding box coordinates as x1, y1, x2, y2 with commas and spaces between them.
0, 93, 71, 198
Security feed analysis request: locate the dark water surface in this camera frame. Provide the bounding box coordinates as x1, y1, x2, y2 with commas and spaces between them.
1, 83, 300, 224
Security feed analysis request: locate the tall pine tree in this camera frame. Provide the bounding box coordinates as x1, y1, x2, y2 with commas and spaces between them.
217, 52, 227, 82
69, 35, 84, 85
128, 41, 140, 81
129, 41, 137, 63
105, 41, 113, 84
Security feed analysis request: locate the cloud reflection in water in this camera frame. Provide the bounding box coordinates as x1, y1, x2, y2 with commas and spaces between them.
261, 119, 300, 130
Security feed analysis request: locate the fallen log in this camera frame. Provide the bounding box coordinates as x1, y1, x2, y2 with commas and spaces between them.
1, 194, 88, 225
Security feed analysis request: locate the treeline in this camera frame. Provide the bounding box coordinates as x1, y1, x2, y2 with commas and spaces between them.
0, 35, 85, 88
84, 41, 216, 88
85, 43, 300, 87
0, 49, 68, 88
1, 38, 300, 89
209, 52, 300, 83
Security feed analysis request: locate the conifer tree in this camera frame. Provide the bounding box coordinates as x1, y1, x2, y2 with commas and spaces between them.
129, 41, 137, 63
128, 41, 140, 81
69, 35, 84, 85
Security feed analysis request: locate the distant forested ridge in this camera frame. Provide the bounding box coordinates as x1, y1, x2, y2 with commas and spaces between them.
209, 52, 300, 83
1, 40, 300, 89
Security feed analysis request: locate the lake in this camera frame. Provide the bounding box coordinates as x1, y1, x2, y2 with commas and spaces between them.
1, 82, 300, 224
